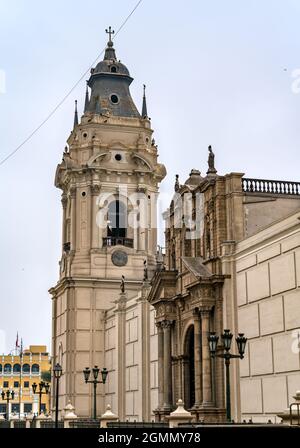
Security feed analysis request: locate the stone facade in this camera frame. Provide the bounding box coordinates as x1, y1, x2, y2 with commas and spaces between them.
103, 283, 158, 421
50, 31, 300, 423
234, 210, 300, 422
149, 165, 300, 422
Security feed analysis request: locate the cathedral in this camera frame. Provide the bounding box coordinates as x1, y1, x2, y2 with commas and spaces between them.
50, 30, 300, 423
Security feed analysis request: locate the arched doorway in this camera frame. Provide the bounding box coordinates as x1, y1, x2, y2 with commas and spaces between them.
184, 326, 195, 409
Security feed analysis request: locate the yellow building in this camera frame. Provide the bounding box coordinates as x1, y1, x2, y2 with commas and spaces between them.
0, 345, 51, 417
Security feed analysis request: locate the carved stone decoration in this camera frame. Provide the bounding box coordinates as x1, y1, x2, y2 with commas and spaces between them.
69, 186, 76, 199
91, 184, 101, 196
61, 194, 68, 209
160, 319, 173, 329
143, 260, 148, 281
120, 275, 125, 293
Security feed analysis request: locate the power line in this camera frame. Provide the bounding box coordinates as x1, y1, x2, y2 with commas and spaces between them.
0, 0, 144, 167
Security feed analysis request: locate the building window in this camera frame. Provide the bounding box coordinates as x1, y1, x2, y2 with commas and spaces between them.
0, 365, 2, 373
110, 66, 117, 73
13, 381, 19, 388
24, 403, 32, 414
24, 403, 32, 413
0, 404, 6, 415
110, 94, 119, 104
11, 403, 20, 413
3, 364, 11, 374
31, 364, 39, 374
22, 364, 30, 374
13, 364, 21, 373
3, 381, 9, 388
24, 381, 29, 388
41, 403, 46, 413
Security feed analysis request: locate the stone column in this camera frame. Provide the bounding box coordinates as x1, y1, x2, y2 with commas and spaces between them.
61, 194, 67, 246
193, 309, 202, 407
115, 292, 127, 421
215, 297, 225, 409
91, 185, 101, 249
200, 308, 213, 405
182, 356, 190, 408
162, 320, 172, 409
156, 323, 164, 408
70, 187, 76, 251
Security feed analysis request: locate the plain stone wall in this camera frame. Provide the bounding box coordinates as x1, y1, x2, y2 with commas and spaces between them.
104, 293, 158, 421
236, 210, 300, 423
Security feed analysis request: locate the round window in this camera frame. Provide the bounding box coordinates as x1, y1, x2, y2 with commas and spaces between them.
115, 154, 122, 161
110, 94, 119, 104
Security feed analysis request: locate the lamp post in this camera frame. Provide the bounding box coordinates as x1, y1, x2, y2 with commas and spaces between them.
1, 390, 15, 420
208, 329, 247, 422
53, 363, 62, 428
83, 366, 108, 419
32, 381, 50, 414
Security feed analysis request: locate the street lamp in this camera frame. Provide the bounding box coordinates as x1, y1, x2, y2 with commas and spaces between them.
1, 390, 15, 420
208, 329, 247, 422
83, 365, 108, 419
53, 363, 62, 428
32, 381, 50, 414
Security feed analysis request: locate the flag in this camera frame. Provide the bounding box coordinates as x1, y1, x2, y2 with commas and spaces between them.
15, 332, 19, 348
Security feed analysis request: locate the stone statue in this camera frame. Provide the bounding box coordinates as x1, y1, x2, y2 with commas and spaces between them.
143, 260, 148, 281
207, 145, 217, 175
174, 174, 180, 192
120, 275, 125, 293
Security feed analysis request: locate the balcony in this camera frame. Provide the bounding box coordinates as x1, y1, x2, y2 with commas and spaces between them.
103, 237, 134, 248
242, 178, 300, 195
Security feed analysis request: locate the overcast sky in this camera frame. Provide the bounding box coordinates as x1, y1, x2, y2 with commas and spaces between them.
0, 0, 300, 354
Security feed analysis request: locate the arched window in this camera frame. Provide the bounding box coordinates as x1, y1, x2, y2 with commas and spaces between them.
0, 364, 2, 373
171, 245, 176, 270
22, 364, 30, 374
13, 364, 21, 373
32, 364, 39, 374
4, 364, 11, 374
107, 200, 127, 239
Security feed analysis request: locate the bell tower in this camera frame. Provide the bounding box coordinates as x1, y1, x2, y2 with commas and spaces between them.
50, 29, 166, 416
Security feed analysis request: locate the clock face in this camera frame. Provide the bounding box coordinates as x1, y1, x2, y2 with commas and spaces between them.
111, 250, 128, 267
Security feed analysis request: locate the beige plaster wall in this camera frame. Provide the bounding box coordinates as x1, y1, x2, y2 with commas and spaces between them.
235, 210, 300, 422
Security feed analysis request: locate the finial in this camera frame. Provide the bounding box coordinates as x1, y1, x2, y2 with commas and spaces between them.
142, 84, 148, 118
120, 275, 125, 293
174, 174, 180, 192
105, 26, 115, 46
73, 100, 78, 129
84, 82, 90, 113
207, 145, 217, 175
